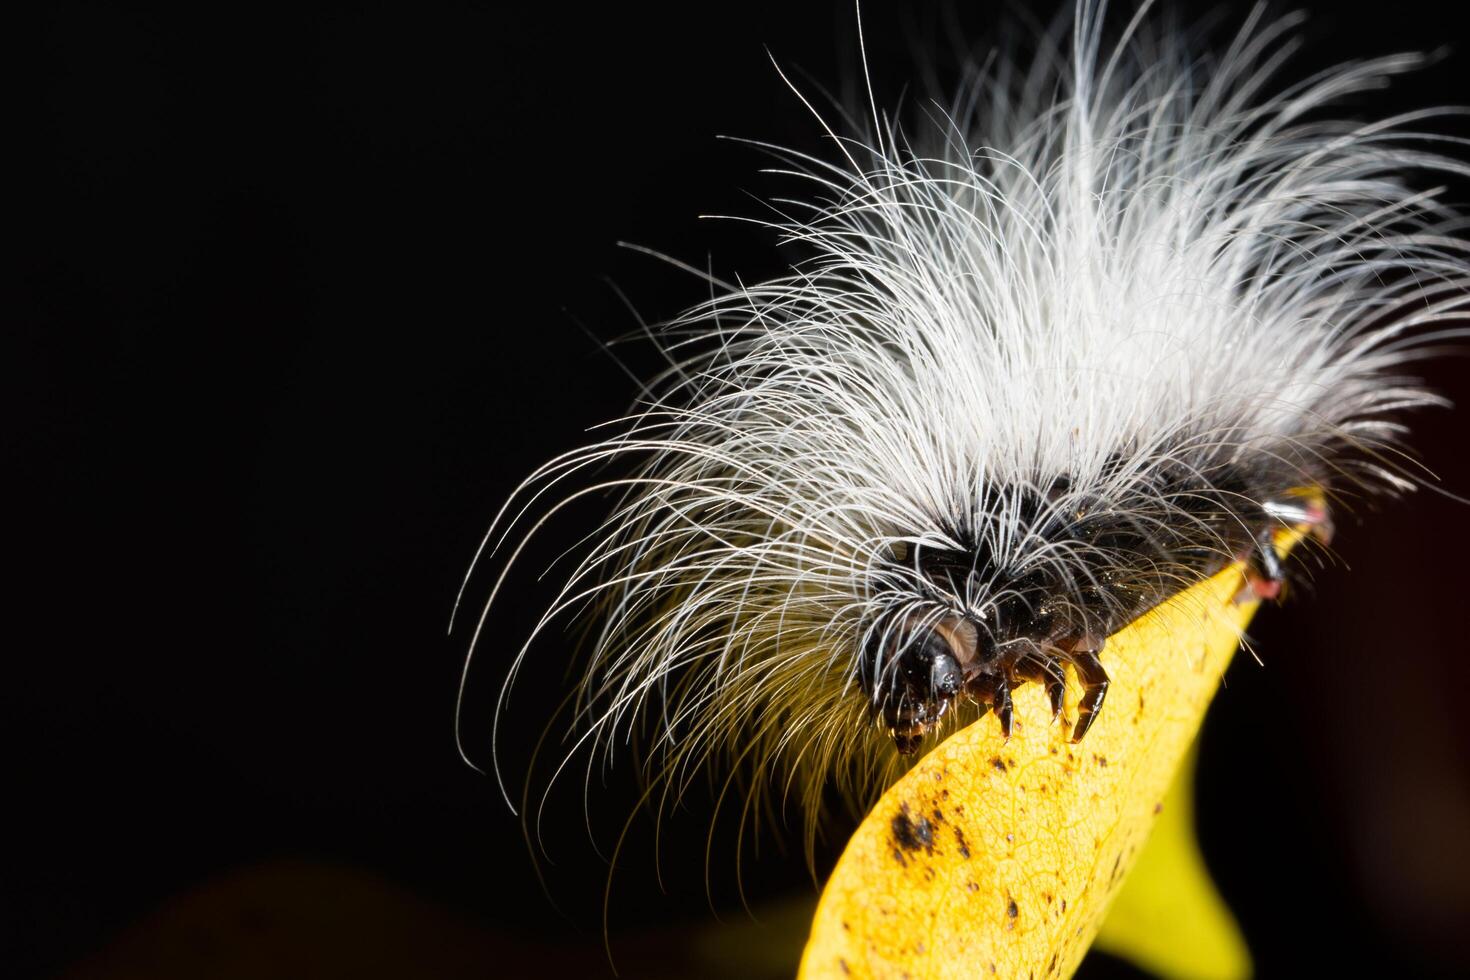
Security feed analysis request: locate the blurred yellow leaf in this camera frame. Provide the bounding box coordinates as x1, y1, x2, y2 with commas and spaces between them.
1092, 741, 1250, 980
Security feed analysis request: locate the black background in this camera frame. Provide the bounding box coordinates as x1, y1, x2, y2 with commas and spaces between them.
16, 1, 1470, 977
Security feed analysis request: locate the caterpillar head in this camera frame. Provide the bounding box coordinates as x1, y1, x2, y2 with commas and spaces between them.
861, 610, 974, 753
860, 506, 1144, 755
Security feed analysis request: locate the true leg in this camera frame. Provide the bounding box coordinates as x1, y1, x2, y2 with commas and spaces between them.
1244, 526, 1285, 601
969, 672, 1015, 740
1069, 647, 1110, 743
1015, 653, 1067, 721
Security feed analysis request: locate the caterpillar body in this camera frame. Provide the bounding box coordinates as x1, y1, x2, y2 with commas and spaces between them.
457, 0, 1470, 846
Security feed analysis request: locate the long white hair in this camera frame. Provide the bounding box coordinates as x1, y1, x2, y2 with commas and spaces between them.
456, 0, 1470, 854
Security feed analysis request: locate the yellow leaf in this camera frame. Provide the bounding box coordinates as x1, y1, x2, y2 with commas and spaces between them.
799, 527, 1305, 979
1092, 741, 1250, 980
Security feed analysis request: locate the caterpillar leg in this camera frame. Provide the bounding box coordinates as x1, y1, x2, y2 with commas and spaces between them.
992, 675, 1014, 740
1068, 642, 1110, 743
1241, 495, 1332, 603
969, 672, 1015, 740
1014, 652, 1067, 722
1243, 526, 1285, 601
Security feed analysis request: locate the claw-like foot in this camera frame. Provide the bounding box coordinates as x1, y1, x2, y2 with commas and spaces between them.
1238, 495, 1333, 604
1068, 641, 1109, 743
1243, 526, 1285, 601
1043, 662, 1065, 721
992, 676, 1013, 740
1015, 653, 1067, 722
970, 672, 1014, 740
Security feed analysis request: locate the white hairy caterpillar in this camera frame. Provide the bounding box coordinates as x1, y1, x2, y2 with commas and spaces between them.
456, 0, 1470, 856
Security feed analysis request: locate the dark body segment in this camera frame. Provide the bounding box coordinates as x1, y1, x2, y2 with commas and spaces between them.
864, 458, 1330, 753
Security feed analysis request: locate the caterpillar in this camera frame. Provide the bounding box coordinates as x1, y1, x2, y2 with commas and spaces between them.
456, 0, 1470, 851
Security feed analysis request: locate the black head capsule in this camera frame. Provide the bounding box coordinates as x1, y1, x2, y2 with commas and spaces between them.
862, 614, 979, 754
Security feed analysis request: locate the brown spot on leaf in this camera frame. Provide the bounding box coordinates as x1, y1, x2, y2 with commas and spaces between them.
891, 804, 935, 857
